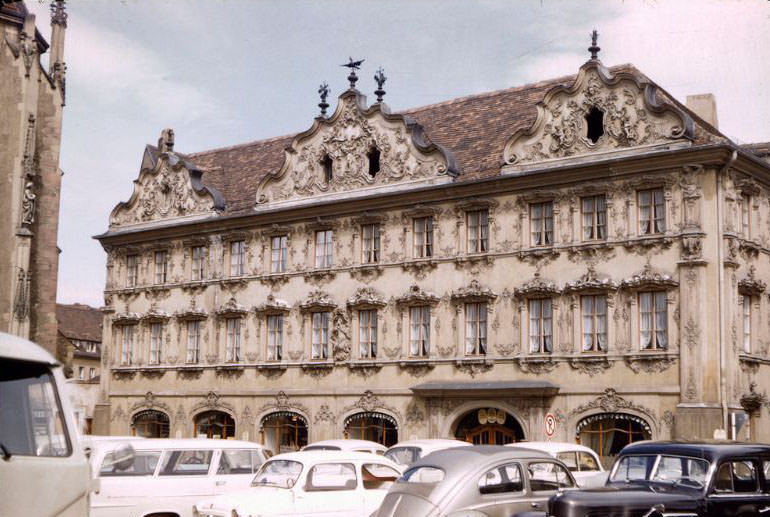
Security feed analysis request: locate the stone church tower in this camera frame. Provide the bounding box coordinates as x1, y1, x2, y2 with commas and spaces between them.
0, 1, 67, 358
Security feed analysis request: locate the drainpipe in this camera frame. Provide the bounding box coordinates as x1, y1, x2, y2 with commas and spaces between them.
717, 150, 738, 435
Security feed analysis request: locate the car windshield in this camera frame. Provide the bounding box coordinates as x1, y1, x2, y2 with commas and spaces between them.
385, 446, 421, 466
251, 459, 303, 488
610, 454, 710, 488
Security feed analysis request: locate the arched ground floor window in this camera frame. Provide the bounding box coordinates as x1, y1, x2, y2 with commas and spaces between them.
260, 411, 308, 454
576, 412, 652, 469
131, 409, 170, 438
194, 410, 235, 439
454, 407, 525, 444
344, 412, 398, 447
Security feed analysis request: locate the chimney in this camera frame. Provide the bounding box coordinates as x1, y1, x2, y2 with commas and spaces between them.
686, 93, 718, 129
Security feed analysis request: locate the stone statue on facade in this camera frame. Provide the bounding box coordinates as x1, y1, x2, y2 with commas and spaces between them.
21, 182, 36, 224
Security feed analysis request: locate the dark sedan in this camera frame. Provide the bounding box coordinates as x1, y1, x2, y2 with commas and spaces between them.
548, 440, 770, 517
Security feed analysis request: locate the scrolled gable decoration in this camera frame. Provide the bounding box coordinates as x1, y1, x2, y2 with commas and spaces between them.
190, 391, 236, 416
343, 390, 401, 423
563, 265, 617, 293
255, 90, 459, 207
514, 272, 561, 298
395, 284, 440, 307
503, 62, 695, 167
215, 297, 248, 318
256, 390, 310, 418
450, 279, 498, 304
619, 264, 678, 291
254, 294, 291, 315
299, 289, 337, 312
347, 287, 387, 309
129, 391, 171, 415
109, 128, 224, 228
569, 388, 656, 428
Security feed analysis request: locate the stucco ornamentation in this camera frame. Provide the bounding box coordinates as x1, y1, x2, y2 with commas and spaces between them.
314, 404, 337, 424
624, 354, 677, 374
191, 391, 235, 415
405, 402, 426, 425
515, 357, 558, 374
257, 391, 310, 417
569, 357, 612, 377
569, 388, 656, 424
343, 390, 400, 422
330, 308, 351, 362
738, 266, 767, 295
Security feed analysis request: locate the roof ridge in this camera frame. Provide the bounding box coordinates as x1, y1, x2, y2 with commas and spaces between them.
188, 132, 296, 159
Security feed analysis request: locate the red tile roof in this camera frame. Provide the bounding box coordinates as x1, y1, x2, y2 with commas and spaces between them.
187, 63, 720, 217
56, 303, 102, 342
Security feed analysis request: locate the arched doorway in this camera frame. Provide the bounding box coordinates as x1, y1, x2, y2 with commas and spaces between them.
194, 410, 235, 439
131, 410, 170, 438
454, 407, 524, 444
260, 411, 308, 454
576, 413, 652, 468
344, 412, 398, 447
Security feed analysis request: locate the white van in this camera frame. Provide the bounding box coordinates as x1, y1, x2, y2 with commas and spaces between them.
0, 332, 92, 516
89, 438, 271, 517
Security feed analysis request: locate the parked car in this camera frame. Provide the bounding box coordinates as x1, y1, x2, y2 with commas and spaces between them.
89, 438, 271, 517
385, 439, 472, 467
301, 438, 387, 455
193, 450, 403, 517
375, 445, 577, 516
0, 331, 93, 516
547, 440, 770, 517
507, 441, 605, 487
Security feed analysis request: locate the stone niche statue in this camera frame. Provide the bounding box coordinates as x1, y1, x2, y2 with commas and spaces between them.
21, 182, 36, 225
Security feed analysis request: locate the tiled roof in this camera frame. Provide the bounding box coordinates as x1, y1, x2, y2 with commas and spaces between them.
56, 303, 102, 342
186, 63, 722, 217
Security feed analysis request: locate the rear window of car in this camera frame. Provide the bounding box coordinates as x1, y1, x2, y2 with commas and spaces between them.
527, 461, 575, 492
578, 452, 600, 472
478, 463, 523, 494
402, 466, 445, 484
217, 449, 264, 475
385, 446, 421, 466
159, 449, 213, 475
100, 450, 161, 477
305, 462, 357, 491
557, 452, 578, 471
362, 463, 400, 490
303, 445, 341, 451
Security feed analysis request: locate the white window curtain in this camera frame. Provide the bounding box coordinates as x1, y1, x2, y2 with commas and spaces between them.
121, 325, 134, 364
409, 306, 430, 357
271, 235, 287, 273
359, 310, 377, 358
479, 211, 489, 252
639, 190, 651, 235
465, 303, 477, 354
581, 296, 594, 351
424, 218, 433, 257
230, 241, 244, 276
267, 315, 283, 361
543, 299, 553, 352
150, 322, 162, 364
543, 202, 553, 244
529, 299, 541, 353
478, 303, 487, 354
531, 203, 543, 245
653, 189, 665, 233
192, 246, 205, 280
186, 320, 200, 363
582, 197, 594, 240
312, 312, 329, 359
743, 295, 751, 353
639, 292, 652, 349
362, 225, 380, 263
226, 318, 241, 362
596, 196, 607, 239
467, 211, 479, 252
596, 296, 607, 351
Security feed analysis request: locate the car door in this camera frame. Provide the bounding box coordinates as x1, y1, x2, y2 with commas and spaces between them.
361, 462, 402, 515
461, 461, 532, 517
294, 462, 362, 516
525, 460, 576, 512
706, 458, 770, 516
211, 448, 264, 494
153, 448, 217, 512
92, 448, 163, 515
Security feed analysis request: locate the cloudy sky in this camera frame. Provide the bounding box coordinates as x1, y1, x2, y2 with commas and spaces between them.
26, 0, 770, 307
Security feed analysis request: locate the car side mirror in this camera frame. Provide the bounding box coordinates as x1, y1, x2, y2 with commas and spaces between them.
104, 443, 136, 472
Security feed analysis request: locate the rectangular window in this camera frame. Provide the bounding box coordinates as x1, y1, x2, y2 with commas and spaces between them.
154, 251, 168, 284
639, 292, 667, 350
528, 298, 553, 353
741, 194, 751, 237
359, 309, 378, 359
465, 302, 487, 355
78, 366, 84, 380
186, 320, 201, 364
229, 240, 245, 277
126, 255, 139, 287
311, 312, 330, 359
361, 224, 381, 264
226, 318, 241, 362
466, 210, 489, 253
413, 217, 433, 258
315, 230, 334, 268
409, 306, 431, 357
638, 188, 665, 235
581, 295, 607, 352
271, 235, 288, 273
89, 368, 96, 379
743, 295, 751, 353
191, 246, 205, 281
581, 195, 607, 241
530, 201, 554, 246
120, 324, 134, 365
149, 322, 163, 364
267, 314, 283, 361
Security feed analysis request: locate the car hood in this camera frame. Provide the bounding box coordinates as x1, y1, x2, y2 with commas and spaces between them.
550, 483, 700, 512
196, 487, 296, 515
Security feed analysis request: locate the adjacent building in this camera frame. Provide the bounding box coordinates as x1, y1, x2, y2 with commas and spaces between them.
94, 44, 770, 464
0, 1, 67, 358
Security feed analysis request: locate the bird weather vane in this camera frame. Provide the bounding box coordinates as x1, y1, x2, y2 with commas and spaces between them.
342, 57, 365, 88
318, 81, 330, 116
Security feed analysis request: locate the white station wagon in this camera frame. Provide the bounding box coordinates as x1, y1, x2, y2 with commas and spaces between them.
506, 441, 606, 487
193, 450, 403, 517
301, 438, 387, 455
90, 438, 271, 517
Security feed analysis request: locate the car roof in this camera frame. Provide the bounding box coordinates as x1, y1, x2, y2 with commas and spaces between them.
388, 439, 471, 449
302, 439, 387, 450
270, 450, 399, 465
413, 445, 552, 474
619, 440, 770, 461
91, 438, 267, 453
0, 331, 57, 365
507, 441, 598, 455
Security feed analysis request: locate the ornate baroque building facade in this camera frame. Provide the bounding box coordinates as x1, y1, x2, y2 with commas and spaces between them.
94, 48, 770, 462
0, 1, 67, 357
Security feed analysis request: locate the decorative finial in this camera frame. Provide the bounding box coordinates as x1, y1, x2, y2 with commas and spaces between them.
374, 67, 387, 103
341, 57, 365, 89
158, 128, 175, 153
318, 82, 330, 116
588, 29, 600, 61
50, 0, 68, 28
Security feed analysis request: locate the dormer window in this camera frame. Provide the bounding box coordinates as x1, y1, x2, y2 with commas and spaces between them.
367, 147, 381, 178
321, 154, 333, 183
585, 106, 604, 143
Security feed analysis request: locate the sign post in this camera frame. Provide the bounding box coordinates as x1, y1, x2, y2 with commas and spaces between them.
544, 412, 557, 441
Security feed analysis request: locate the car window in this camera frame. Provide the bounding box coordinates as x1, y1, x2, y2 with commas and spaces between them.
578, 452, 600, 472
557, 452, 578, 472
764, 460, 770, 483
100, 450, 161, 477
478, 463, 524, 494
652, 456, 708, 487
217, 449, 263, 475
159, 449, 213, 476
252, 459, 303, 488
362, 463, 400, 490
611, 455, 655, 482
714, 461, 759, 494
303, 445, 341, 451
402, 466, 445, 484
305, 462, 357, 491
527, 462, 575, 492
385, 446, 421, 466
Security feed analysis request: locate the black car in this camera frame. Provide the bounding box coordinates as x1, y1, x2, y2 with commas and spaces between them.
547, 440, 770, 517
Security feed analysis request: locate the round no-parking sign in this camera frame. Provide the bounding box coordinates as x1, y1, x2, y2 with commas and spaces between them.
544, 413, 557, 438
